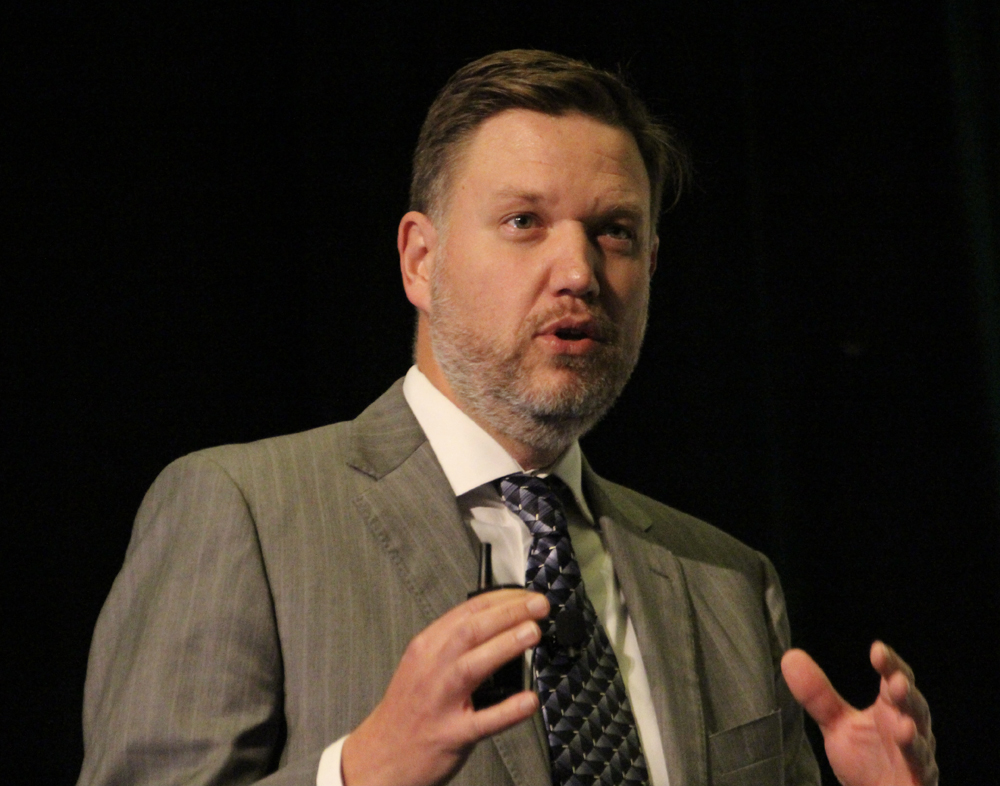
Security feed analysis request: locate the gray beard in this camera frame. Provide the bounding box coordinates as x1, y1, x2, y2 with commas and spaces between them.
428, 269, 647, 459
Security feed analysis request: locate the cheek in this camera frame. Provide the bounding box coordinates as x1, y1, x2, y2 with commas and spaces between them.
602, 266, 650, 317
438, 266, 529, 335
456, 268, 540, 317
441, 235, 512, 301
452, 274, 521, 317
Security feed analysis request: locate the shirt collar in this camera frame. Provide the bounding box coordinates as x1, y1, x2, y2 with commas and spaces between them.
402, 366, 594, 523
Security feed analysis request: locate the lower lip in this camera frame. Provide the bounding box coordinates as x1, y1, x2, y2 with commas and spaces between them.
536, 334, 600, 355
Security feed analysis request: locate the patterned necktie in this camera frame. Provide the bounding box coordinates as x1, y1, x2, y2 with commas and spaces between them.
498, 473, 648, 786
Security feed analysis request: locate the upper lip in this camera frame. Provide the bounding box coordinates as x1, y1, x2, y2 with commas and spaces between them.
538, 316, 603, 341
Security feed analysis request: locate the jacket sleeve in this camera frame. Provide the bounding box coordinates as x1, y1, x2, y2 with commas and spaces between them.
760, 554, 822, 786
78, 453, 321, 785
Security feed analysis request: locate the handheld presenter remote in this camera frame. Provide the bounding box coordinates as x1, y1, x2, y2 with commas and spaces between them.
467, 543, 526, 709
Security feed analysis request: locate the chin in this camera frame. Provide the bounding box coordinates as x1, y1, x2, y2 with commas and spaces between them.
515, 368, 621, 422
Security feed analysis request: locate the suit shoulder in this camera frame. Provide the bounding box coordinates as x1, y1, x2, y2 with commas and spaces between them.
170, 378, 419, 485
134, 420, 362, 539
146, 380, 422, 516
183, 420, 354, 476
593, 477, 770, 574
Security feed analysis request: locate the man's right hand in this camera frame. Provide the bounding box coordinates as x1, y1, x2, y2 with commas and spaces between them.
341, 589, 549, 786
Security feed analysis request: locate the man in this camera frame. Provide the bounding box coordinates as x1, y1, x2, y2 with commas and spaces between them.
78, 50, 937, 786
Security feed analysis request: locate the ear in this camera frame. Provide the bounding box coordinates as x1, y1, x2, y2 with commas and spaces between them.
398, 211, 438, 314
648, 235, 659, 278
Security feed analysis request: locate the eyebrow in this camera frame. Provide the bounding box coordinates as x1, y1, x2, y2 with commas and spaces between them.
602, 203, 645, 221
489, 187, 646, 219
490, 187, 546, 204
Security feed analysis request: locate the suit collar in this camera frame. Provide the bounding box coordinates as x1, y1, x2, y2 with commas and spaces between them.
344, 378, 427, 480
581, 455, 654, 533
583, 463, 708, 786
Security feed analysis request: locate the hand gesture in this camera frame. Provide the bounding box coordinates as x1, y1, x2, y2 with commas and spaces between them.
782, 641, 938, 786
341, 589, 548, 786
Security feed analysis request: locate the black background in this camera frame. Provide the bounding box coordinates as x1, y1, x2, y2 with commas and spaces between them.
4, 1, 998, 783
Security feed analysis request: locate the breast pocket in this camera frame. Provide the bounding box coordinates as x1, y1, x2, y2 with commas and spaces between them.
708, 709, 783, 786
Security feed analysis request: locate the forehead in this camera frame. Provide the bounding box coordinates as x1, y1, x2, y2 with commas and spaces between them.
446, 109, 651, 218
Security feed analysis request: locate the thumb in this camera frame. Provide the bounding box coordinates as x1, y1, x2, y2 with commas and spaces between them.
781, 648, 852, 730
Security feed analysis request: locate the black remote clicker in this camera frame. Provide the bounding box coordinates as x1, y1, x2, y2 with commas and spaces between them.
467, 543, 526, 709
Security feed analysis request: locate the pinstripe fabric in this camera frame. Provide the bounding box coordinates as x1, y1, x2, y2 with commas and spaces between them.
78, 380, 819, 786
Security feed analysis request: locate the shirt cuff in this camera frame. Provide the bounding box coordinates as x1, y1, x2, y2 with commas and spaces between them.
316, 735, 349, 786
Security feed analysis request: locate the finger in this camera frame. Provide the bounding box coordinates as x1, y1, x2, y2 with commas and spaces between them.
429, 591, 547, 661
468, 690, 540, 741
399, 591, 541, 677
880, 671, 932, 738
781, 648, 852, 730
873, 664, 938, 784
460, 589, 549, 627
445, 588, 539, 626
897, 719, 939, 786
884, 706, 918, 747
456, 618, 541, 693
433, 588, 539, 632
872, 641, 932, 737
451, 592, 548, 658
870, 640, 915, 683
463, 587, 537, 614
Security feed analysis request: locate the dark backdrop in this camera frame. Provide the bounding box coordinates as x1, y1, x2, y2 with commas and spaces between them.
4, 2, 998, 783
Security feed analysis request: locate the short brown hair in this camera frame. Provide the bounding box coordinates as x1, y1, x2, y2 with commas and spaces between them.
410, 49, 689, 226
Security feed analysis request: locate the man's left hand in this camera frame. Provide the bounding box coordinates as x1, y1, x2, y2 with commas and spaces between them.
781, 641, 938, 786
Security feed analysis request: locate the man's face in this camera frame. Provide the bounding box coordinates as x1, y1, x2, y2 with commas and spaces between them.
424, 109, 657, 458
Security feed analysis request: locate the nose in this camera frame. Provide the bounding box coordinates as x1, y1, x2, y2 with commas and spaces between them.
548, 222, 600, 300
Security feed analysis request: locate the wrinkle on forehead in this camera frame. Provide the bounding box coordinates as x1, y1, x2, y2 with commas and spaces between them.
517, 141, 644, 179
491, 151, 647, 203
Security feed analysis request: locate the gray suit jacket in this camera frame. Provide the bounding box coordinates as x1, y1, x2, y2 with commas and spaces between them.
79, 380, 820, 786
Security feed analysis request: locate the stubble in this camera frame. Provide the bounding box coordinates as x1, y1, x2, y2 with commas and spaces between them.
428, 254, 648, 458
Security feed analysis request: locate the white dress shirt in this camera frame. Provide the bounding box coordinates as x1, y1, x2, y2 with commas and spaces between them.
317, 367, 669, 786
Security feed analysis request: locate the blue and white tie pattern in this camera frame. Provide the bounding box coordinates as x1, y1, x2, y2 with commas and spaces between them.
498, 473, 648, 786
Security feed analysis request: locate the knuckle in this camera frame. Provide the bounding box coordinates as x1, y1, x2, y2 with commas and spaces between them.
457, 615, 484, 649
464, 593, 490, 613
454, 653, 478, 689
467, 708, 487, 739
407, 629, 432, 658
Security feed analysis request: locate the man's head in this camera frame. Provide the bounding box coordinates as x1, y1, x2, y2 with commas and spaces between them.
410, 49, 688, 230
399, 51, 687, 468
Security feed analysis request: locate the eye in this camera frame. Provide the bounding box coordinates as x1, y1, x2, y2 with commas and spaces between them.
603, 223, 636, 241
507, 214, 537, 230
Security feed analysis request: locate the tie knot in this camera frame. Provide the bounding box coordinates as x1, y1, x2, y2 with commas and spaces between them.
497, 473, 568, 537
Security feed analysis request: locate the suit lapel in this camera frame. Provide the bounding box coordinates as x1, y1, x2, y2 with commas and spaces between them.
353, 439, 479, 624
346, 381, 550, 786
584, 467, 708, 786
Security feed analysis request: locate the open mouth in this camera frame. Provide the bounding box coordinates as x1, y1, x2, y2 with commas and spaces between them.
554, 327, 591, 341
